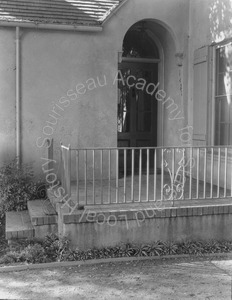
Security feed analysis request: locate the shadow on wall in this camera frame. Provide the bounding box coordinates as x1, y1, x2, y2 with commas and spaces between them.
209, 0, 232, 42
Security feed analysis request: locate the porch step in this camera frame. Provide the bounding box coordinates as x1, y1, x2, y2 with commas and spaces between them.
27, 199, 57, 226
6, 200, 58, 241
6, 211, 34, 240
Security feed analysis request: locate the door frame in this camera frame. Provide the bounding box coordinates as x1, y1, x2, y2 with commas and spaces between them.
118, 60, 159, 148
118, 34, 164, 147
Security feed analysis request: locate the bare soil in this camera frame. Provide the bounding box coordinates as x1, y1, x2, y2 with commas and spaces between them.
0, 257, 232, 299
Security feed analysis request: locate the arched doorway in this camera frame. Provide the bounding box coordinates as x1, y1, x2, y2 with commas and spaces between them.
117, 21, 161, 174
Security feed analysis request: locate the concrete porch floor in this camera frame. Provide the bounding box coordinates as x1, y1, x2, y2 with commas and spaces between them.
68, 174, 232, 208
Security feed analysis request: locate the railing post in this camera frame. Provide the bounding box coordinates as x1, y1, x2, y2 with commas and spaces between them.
161, 148, 164, 201
139, 149, 142, 203
224, 147, 228, 197
60, 142, 64, 190
146, 149, 149, 202
46, 138, 54, 187
84, 150, 87, 204
116, 149, 119, 203
66, 144, 71, 200
60, 143, 71, 210
131, 149, 134, 202
154, 148, 157, 201
182, 147, 186, 201
123, 149, 127, 203
76, 150, 79, 207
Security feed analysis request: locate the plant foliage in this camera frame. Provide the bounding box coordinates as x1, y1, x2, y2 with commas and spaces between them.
0, 159, 45, 222
1, 234, 232, 266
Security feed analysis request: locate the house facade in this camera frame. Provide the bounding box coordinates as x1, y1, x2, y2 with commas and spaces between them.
0, 0, 231, 180
3, 0, 232, 248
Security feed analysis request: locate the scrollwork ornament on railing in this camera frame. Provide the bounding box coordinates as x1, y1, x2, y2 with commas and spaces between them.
163, 148, 186, 201
36, 182, 47, 199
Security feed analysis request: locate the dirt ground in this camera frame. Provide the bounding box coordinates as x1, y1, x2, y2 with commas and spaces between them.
0, 257, 232, 300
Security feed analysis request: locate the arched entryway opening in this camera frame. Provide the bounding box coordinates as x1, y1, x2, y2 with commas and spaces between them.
117, 20, 162, 174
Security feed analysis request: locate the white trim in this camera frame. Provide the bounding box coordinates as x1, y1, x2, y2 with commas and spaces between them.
142, 29, 164, 146
212, 40, 232, 146
148, 32, 164, 147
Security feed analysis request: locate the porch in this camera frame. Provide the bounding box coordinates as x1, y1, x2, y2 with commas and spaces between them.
45, 144, 232, 250
59, 145, 232, 210
6, 144, 232, 250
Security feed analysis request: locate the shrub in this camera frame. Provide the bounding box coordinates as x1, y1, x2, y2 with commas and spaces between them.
1, 235, 232, 266
0, 251, 20, 264
42, 233, 71, 262
20, 244, 47, 264
0, 159, 45, 223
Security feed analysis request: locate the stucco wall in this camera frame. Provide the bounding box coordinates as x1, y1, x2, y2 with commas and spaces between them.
188, 0, 232, 130
61, 204, 232, 250
0, 0, 190, 179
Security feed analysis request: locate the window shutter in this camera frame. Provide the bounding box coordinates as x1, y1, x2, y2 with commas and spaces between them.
192, 46, 209, 145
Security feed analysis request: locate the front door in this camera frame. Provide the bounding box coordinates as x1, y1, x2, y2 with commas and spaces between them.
117, 61, 158, 174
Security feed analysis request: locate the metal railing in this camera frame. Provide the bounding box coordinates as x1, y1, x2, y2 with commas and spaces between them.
60, 145, 232, 207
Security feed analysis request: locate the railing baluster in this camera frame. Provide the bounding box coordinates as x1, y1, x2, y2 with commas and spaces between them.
203, 148, 207, 199
139, 149, 142, 203
154, 149, 157, 201
210, 148, 214, 199
161, 148, 164, 201
47, 139, 54, 187
189, 147, 193, 199
108, 150, 111, 204
123, 149, 127, 203
196, 148, 200, 199
146, 149, 149, 202
131, 149, 134, 202
172, 148, 175, 201
76, 150, 79, 207
217, 148, 221, 198
93, 150, 95, 205
63, 147, 67, 194
231, 147, 232, 197
224, 147, 228, 198
100, 150, 103, 204
182, 148, 186, 200
116, 149, 119, 203
84, 150, 87, 204
60, 145, 64, 191
67, 146, 72, 211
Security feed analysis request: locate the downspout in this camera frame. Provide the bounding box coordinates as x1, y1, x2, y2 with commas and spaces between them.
16, 26, 21, 165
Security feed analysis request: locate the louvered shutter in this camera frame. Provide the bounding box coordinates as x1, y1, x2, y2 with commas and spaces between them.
192, 46, 209, 145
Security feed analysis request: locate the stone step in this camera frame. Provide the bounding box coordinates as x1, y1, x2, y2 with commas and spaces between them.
27, 199, 58, 239
6, 200, 58, 241
27, 199, 57, 226
6, 211, 34, 240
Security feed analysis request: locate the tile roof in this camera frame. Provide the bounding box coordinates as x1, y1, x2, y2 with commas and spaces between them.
0, 0, 125, 26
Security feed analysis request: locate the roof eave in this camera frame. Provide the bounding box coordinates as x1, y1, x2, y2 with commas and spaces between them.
0, 20, 103, 32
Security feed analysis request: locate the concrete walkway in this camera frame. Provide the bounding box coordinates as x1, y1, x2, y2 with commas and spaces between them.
0, 257, 232, 299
